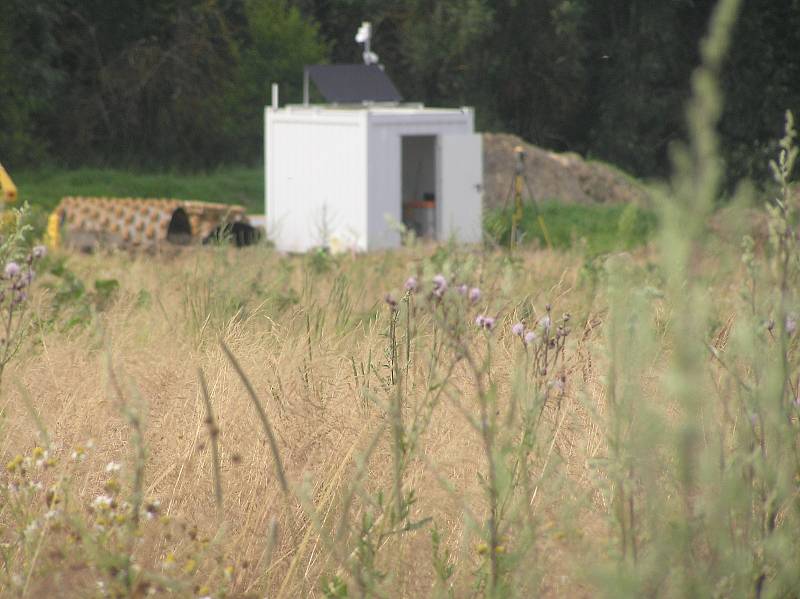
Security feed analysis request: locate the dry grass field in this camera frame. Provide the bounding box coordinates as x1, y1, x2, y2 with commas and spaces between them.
0, 214, 798, 598
2, 245, 612, 597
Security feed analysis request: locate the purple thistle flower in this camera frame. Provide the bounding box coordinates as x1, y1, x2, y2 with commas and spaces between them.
524, 330, 537, 346
457, 284, 468, 296
475, 314, 495, 330
384, 293, 398, 309
32, 246, 47, 260
786, 315, 797, 336
468, 287, 481, 304
404, 276, 418, 292
433, 274, 447, 291
511, 322, 525, 337
4, 262, 20, 278
538, 314, 551, 333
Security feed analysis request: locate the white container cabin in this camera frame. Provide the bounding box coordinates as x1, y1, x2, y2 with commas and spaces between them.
265, 104, 483, 252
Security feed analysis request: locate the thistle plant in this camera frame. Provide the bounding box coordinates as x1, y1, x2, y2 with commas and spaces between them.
0, 203, 47, 387
374, 267, 575, 597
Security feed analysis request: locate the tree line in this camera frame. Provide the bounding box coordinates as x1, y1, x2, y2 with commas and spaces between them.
1, 0, 798, 185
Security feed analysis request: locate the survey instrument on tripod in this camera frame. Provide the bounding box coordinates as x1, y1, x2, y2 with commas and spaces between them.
507, 146, 552, 250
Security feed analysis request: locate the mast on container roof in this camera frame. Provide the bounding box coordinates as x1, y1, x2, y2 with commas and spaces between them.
355, 21, 379, 66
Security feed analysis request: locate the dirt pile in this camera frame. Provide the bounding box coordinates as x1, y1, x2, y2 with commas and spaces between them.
483, 133, 650, 210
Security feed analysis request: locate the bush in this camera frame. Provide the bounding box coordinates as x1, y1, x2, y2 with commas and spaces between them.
484, 200, 657, 254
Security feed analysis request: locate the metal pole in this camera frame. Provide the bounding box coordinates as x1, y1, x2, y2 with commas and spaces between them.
510, 146, 524, 250
271, 83, 279, 110
509, 146, 552, 250
303, 68, 309, 106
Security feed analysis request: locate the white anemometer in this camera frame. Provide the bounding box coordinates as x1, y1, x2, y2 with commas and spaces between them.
355, 21, 379, 65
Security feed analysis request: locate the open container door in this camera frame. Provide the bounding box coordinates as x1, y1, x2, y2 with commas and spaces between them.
437, 133, 483, 243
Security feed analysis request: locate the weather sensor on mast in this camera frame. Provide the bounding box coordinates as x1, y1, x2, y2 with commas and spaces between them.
355, 21, 379, 65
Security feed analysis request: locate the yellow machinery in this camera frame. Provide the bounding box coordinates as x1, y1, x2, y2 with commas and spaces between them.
1, 161, 62, 249
0, 162, 18, 205
0, 162, 22, 238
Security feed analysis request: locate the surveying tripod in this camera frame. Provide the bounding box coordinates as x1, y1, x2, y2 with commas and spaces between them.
506, 146, 551, 250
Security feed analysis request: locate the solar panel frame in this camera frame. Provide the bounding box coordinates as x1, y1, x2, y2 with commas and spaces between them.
306, 64, 403, 104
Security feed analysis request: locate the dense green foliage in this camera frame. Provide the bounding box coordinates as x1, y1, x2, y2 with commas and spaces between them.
2, 0, 799, 185
0, 0, 325, 169
14, 166, 264, 212
485, 201, 657, 254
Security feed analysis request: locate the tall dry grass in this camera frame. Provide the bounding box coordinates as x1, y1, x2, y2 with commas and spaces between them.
3, 245, 610, 597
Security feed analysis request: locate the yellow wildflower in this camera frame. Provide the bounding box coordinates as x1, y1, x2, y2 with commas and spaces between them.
6, 455, 23, 473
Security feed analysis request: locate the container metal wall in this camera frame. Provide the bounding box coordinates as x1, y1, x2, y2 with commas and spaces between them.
438, 133, 483, 243
366, 110, 476, 250
266, 106, 481, 252
266, 109, 367, 252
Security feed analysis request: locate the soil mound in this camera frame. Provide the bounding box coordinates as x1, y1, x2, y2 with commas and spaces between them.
483, 133, 650, 210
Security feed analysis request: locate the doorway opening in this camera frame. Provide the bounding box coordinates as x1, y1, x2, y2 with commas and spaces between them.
401, 135, 436, 239
167, 208, 192, 245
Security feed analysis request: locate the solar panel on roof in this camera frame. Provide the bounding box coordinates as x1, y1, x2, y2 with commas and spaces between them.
307, 64, 402, 103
